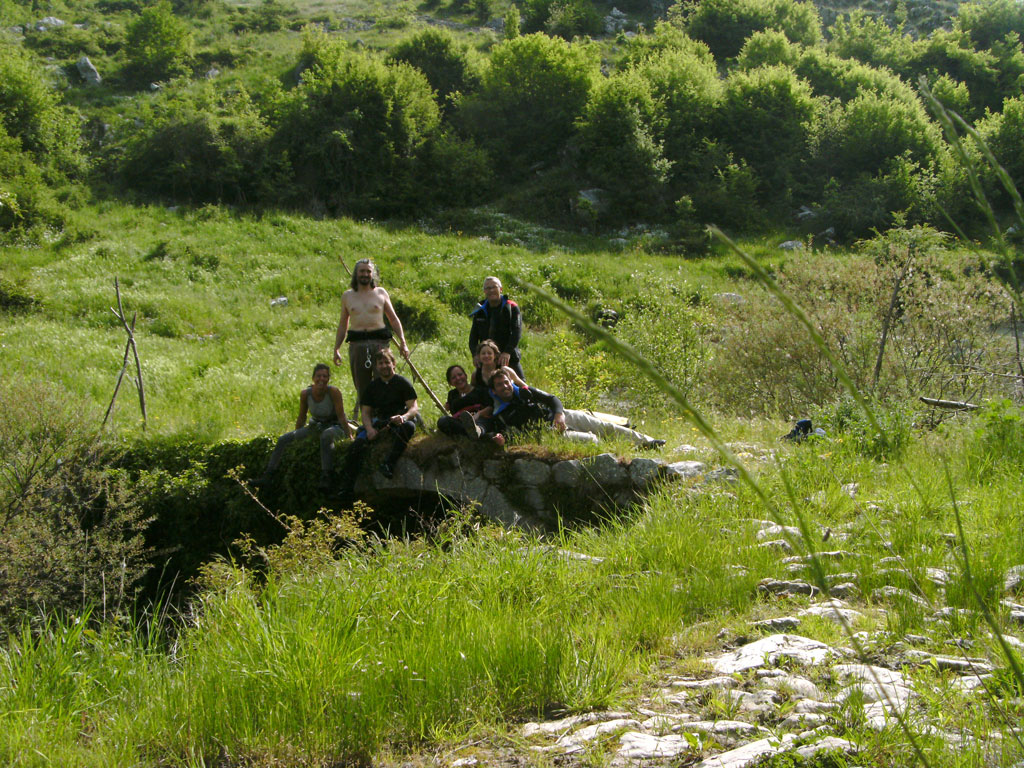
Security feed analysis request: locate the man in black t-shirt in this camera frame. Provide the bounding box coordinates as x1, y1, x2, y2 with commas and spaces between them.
338, 348, 419, 495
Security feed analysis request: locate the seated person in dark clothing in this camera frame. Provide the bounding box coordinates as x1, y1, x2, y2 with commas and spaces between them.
437, 364, 491, 437
339, 349, 419, 493
470, 369, 664, 449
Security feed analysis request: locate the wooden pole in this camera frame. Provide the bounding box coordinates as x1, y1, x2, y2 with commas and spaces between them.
102, 311, 137, 429
404, 355, 448, 417
110, 278, 147, 429
919, 396, 980, 411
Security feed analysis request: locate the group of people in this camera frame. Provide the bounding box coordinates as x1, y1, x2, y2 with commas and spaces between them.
255, 261, 663, 495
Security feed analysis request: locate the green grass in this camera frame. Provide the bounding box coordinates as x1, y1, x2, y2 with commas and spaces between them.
2, 423, 1024, 766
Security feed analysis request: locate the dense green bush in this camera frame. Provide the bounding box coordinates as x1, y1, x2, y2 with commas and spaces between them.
125, 0, 194, 83
0, 46, 83, 175
826, 10, 915, 71
679, 0, 822, 61
0, 128, 68, 236
414, 131, 494, 209
388, 28, 481, 110
736, 29, 801, 69
955, 0, 1024, 52
575, 70, 671, 223
716, 64, 817, 204
276, 48, 440, 214
461, 33, 595, 175
0, 376, 150, 627
117, 84, 282, 204
632, 45, 721, 169
618, 20, 716, 69
811, 90, 941, 184
975, 94, 1024, 199
543, 0, 603, 39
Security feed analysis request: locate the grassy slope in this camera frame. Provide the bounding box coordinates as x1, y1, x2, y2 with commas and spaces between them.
1, 202, 773, 441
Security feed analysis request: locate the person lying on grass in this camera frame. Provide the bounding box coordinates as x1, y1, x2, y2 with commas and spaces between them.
437, 364, 491, 437
337, 348, 419, 497
256, 363, 352, 491
460, 369, 665, 449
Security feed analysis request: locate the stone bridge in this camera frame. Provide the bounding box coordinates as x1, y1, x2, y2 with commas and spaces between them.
349, 436, 724, 531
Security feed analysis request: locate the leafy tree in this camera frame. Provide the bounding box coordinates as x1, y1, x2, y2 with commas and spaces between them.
388, 28, 480, 111
736, 28, 801, 69
545, 0, 602, 39
618, 20, 716, 69
826, 10, 914, 72
0, 45, 82, 175
791, 47, 920, 107
277, 51, 440, 214
633, 46, 721, 165
678, 0, 821, 61
575, 69, 671, 222
955, 0, 1024, 51
461, 33, 595, 175
907, 29, 1004, 112
716, 64, 817, 202
125, 0, 193, 83
117, 84, 282, 204
811, 90, 941, 184
975, 94, 1024, 201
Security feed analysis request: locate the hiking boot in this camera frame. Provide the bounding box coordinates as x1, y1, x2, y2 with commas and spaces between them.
457, 411, 483, 439
379, 461, 395, 479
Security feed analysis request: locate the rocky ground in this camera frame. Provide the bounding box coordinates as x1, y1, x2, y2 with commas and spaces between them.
427, 489, 1024, 768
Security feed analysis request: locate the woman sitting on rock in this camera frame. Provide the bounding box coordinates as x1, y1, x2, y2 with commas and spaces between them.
255, 363, 352, 491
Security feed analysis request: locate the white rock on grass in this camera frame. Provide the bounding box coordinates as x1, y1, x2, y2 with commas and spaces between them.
712, 634, 839, 674
799, 599, 864, 624
695, 734, 797, 767
668, 675, 740, 690
617, 732, 692, 760
522, 710, 632, 738
531, 718, 641, 753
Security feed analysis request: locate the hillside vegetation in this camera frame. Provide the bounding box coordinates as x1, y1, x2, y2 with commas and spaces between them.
2, 0, 1024, 765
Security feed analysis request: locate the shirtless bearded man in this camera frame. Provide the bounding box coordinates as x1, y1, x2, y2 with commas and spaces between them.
333, 258, 410, 405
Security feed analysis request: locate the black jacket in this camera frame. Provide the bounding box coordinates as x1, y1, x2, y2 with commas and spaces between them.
469, 295, 522, 362
484, 386, 563, 435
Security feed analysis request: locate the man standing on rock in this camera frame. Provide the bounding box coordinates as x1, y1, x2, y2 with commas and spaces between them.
469, 276, 524, 379
334, 258, 410, 406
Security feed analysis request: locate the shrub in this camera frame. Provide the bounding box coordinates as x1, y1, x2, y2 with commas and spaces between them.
632, 45, 721, 167
125, 0, 194, 83
0, 46, 83, 175
906, 29, 1005, 113
388, 28, 481, 109
118, 84, 282, 204
736, 29, 801, 69
955, 0, 1024, 52
461, 33, 595, 176
618, 20, 716, 69
575, 70, 671, 223
975, 94, 1024, 202
544, 0, 603, 39
810, 90, 942, 184
716, 64, 817, 205
276, 48, 440, 215
614, 293, 708, 408
826, 10, 914, 72
538, 329, 614, 409
415, 131, 494, 209
678, 0, 822, 61
0, 376, 150, 626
